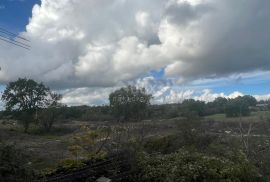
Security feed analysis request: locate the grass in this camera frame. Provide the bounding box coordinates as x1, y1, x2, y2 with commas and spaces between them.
253, 110, 270, 118
205, 114, 226, 121
1, 111, 270, 173
0, 121, 76, 171
205, 110, 270, 123
29, 126, 76, 136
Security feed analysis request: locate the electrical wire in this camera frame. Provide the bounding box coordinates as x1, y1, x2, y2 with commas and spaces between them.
0, 27, 30, 42
0, 34, 31, 48
0, 36, 30, 50
0, 27, 31, 50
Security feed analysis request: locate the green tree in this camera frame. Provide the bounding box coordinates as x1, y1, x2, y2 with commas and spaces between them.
225, 96, 256, 118
209, 97, 228, 114
242, 95, 257, 107
38, 93, 62, 131
180, 99, 206, 118
1, 78, 60, 132
109, 86, 152, 121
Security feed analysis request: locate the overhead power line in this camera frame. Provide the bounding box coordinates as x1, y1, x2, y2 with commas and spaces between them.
0, 34, 30, 48
0, 36, 30, 50
0, 26, 31, 50
0, 27, 30, 42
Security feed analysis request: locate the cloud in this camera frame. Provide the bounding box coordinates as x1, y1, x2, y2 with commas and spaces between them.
0, 0, 169, 88
165, 0, 211, 26
193, 89, 244, 102
61, 87, 113, 106
61, 78, 269, 106
0, 0, 269, 89
254, 94, 270, 102
164, 0, 270, 79
0, 0, 269, 106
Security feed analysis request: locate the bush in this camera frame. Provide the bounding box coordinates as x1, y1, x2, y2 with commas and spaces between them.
0, 144, 35, 181
143, 135, 180, 154
135, 149, 261, 182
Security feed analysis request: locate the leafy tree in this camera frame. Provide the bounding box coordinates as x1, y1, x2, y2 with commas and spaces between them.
1, 78, 61, 132
2, 78, 50, 111
242, 95, 257, 107
225, 96, 257, 118
208, 97, 228, 114
38, 93, 62, 131
109, 86, 152, 121
180, 99, 206, 118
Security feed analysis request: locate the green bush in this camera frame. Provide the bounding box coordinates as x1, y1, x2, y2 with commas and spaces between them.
135, 149, 261, 182
143, 135, 179, 154
0, 144, 35, 182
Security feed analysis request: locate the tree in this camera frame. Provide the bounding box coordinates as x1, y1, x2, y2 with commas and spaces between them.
38, 93, 62, 131
225, 96, 256, 118
109, 86, 152, 122
180, 99, 206, 118
241, 95, 257, 107
209, 97, 228, 114
1, 78, 61, 132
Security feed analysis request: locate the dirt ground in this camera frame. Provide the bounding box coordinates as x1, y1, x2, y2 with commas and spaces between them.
1, 113, 269, 172
0, 119, 179, 171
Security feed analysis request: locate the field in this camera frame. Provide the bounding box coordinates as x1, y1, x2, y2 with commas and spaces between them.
205, 111, 270, 122
1, 111, 270, 168
0, 118, 179, 171
2, 110, 270, 181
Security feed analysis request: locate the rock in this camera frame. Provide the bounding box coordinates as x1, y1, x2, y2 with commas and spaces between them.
96, 177, 111, 182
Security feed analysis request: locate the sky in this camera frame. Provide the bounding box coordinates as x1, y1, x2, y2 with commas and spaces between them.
0, 0, 270, 106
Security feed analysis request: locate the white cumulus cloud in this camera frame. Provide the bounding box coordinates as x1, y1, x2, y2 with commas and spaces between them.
0, 0, 270, 106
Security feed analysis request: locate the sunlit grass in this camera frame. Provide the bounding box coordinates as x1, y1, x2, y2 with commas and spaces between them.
205, 110, 270, 123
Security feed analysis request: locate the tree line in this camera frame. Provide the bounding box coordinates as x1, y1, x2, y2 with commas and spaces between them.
0, 78, 267, 132
179, 95, 258, 118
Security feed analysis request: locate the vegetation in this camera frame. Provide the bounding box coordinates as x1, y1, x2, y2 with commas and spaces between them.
67, 126, 109, 161
1, 79, 270, 181
109, 85, 152, 121
1, 78, 61, 132
0, 144, 35, 182
180, 99, 206, 118
135, 149, 260, 182
225, 96, 257, 117
38, 93, 62, 132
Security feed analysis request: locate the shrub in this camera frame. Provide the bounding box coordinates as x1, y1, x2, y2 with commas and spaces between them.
135, 149, 261, 182
0, 144, 35, 181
